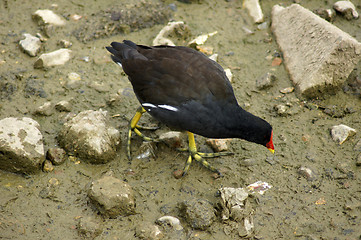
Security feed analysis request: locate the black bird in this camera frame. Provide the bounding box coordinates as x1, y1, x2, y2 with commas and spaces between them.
106, 40, 274, 176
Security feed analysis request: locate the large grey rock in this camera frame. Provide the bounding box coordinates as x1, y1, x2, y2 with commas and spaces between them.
88, 175, 135, 218
58, 109, 120, 164
179, 198, 215, 230
272, 4, 361, 98
0, 117, 44, 173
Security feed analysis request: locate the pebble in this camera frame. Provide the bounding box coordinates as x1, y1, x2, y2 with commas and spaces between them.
255, 72, 276, 89
274, 104, 288, 116
243, 0, 264, 23
70, 14, 82, 21
46, 148, 67, 165
330, 124, 356, 144
34, 49, 72, 68
88, 175, 135, 218
333, 1, 359, 20
208, 53, 218, 62
173, 169, 184, 179
58, 39, 72, 48
153, 21, 190, 46
58, 109, 121, 164
0, 117, 44, 174
188, 31, 218, 49
298, 166, 317, 181
32, 9, 66, 26
135, 222, 163, 240
156, 216, 183, 231
279, 87, 294, 94
34, 101, 53, 116
77, 216, 103, 239
55, 100, 72, 112
219, 187, 249, 221
206, 139, 230, 152
224, 68, 233, 82
313, 8, 336, 22
159, 131, 186, 149
42, 159, 54, 172
179, 198, 215, 230
19, 33, 42, 57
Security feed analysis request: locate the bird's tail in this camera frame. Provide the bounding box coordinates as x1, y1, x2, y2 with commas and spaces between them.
106, 40, 147, 66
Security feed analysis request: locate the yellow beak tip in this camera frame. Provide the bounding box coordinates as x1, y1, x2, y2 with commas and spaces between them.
268, 148, 275, 154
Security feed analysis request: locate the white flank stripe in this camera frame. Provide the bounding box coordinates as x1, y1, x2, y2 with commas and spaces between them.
116, 62, 122, 67
158, 104, 178, 112
142, 103, 157, 108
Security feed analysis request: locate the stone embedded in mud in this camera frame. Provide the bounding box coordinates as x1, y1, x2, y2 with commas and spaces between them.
256, 72, 276, 90
272, 4, 361, 98
0, 117, 45, 174
330, 124, 356, 145
298, 166, 317, 181
179, 198, 216, 230
42, 159, 54, 172
159, 131, 186, 149
243, 0, 264, 23
206, 139, 231, 152
55, 100, 72, 112
34, 101, 53, 116
153, 21, 191, 46
135, 222, 163, 240
333, 1, 359, 20
34, 49, 72, 68
88, 175, 135, 218
19, 33, 42, 57
32, 9, 66, 26
46, 148, 67, 165
77, 216, 103, 239
58, 109, 120, 164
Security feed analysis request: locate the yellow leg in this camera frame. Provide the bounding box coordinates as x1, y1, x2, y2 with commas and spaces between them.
127, 106, 157, 160
182, 132, 232, 176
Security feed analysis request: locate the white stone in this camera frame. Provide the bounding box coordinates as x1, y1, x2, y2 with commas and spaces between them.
243, 0, 264, 23
32, 9, 66, 26
272, 4, 361, 98
19, 33, 42, 57
0, 117, 44, 173
58, 109, 120, 163
153, 21, 188, 46
330, 124, 356, 144
34, 49, 71, 68
187, 31, 218, 48
333, 1, 359, 20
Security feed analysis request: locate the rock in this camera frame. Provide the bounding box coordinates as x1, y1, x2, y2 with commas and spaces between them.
34, 49, 72, 68
243, 0, 264, 23
274, 104, 288, 116
153, 21, 191, 46
58, 109, 120, 164
246, 181, 272, 194
0, 117, 44, 174
46, 148, 67, 165
58, 39, 72, 48
313, 8, 336, 22
42, 159, 54, 172
159, 131, 186, 148
272, 4, 361, 98
66, 72, 82, 89
135, 222, 163, 240
280, 87, 294, 94
298, 166, 317, 181
333, 1, 359, 20
219, 187, 249, 221
34, 101, 53, 116
187, 31, 218, 49
19, 33, 42, 57
32, 9, 66, 26
330, 124, 356, 144
224, 69, 233, 82
77, 216, 103, 239
55, 100, 71, 112
256, 72, 276, 90
356, 153, 361, 166
156, 216, 183, 231
206, 139, 230, 152
180, 198, 215, 230
88, 175, 135, 218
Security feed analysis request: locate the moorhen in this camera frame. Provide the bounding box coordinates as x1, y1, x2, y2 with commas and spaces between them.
106, 40, 274, 176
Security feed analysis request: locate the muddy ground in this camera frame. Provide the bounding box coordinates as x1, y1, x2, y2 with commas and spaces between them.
1, 0, 361, 239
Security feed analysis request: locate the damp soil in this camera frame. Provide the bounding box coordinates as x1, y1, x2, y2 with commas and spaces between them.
1, 0, 361, 239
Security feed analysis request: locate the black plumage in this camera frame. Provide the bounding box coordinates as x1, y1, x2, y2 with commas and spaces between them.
106, 40, 274, 175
